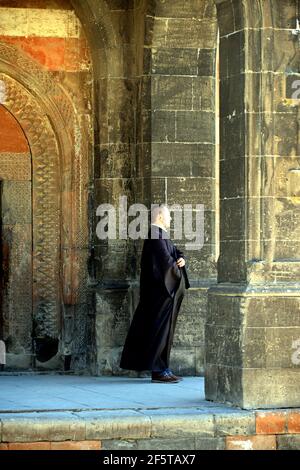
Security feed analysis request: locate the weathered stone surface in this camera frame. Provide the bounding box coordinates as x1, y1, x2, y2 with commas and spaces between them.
220, 198, 245, 241
83, 410, 151, 440
1, 413, 86, 442
95, 289, 131, 349
137, 438, 196, 450
101, 439, 137, 450
169, 347, 197, 376
146, 17, 217, 49
1, 181, 31, 225
152, 143, 215, 177
151, 48, 199, 76
139, 409, 214, 438
277, 434, 300, 450
152, 76, 193, 111
173, 315, 205, 347
152, 110, 176, 142
148, 0, 216, 19
226, 435, 277, 450
176, 111, 215, 143
195, 437, 226, 450
215, 412, 255, 436
198, 49, 216, 77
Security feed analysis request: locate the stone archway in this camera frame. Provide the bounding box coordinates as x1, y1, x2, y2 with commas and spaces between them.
0, 41, 92, 370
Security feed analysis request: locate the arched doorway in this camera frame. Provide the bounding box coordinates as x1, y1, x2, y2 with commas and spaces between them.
0, 105, 33, 367
0, 0, 93, 371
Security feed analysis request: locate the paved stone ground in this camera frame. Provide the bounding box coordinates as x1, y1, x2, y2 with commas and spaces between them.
0, 375, 216, 412
0, 375, 299, 450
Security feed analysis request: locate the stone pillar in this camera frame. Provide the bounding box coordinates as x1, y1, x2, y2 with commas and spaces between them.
205, 0, 300, 408
141, 0, 219, 375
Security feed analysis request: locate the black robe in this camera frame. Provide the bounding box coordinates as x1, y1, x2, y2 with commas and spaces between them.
120, 224, 190, 372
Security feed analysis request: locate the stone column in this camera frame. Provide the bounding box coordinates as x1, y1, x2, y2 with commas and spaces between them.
205, 0, 300, 408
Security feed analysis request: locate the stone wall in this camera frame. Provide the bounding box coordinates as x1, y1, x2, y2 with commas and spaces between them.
91, 0, 220, 376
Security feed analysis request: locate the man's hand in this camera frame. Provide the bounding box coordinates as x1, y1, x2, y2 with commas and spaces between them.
176, 257, 185, 268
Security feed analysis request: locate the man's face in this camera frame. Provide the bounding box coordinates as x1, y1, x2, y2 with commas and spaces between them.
160, 208, 171, 229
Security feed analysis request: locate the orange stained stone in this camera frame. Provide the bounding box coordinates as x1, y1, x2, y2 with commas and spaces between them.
0, 105, 29, 153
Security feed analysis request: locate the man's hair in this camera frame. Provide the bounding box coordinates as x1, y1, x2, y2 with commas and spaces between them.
151, 204, 169, 224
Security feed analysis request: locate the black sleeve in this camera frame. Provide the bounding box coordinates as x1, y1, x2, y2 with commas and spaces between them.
152, 239, 181, 296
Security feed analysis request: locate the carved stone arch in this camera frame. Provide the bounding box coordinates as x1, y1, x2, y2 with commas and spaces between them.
0, 41, 91, 362
0, 73, 61, 340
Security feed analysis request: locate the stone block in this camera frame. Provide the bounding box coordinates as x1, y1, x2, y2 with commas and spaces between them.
214, 412, 255, 436
152, 143, 215, 178
277, 434, 300, 450
218, 240, 246, 282
206, 325, 242, 367
0, 412, 86, 442
101, 439, 137, 450
220, 115, 245, 160
206, 293, 242, 327
274, 110, 299, 156
192, 77, 215, 111
149, 0, 216, 19
176, 111, 215, 143
137, 438, 195, 450
166, 176, 214, 208
243, 327, 266, 368
95, 288, 131, 348
242, 368, 300, 409
179, 287, 208, 318
226, 435, 277, 450
197, 49, 216, 77
220, 75, 245, 119
195, 437, 225, 450
151, 48, 198, 76
83, 410, 151, 440
185, 246, 217, 280
265, 327, 300, 369
217, 1, 235, 37
148, 18, 217, 49
205, 364, 243, 407
169, 347, 197, 376
173, 315, 205, 347
220, 197, 245, 241
99, 144, 134, 179
220, 158, 245, 198
152, 75, 193, 111
140, 409, 214, 438
152, 110, 176, 142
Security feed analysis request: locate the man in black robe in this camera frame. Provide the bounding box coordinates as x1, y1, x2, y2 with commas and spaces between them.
120, 205, 190, 383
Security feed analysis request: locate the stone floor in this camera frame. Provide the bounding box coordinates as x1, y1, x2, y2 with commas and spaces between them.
0, 375, 213, 412
0, 374, 299, 450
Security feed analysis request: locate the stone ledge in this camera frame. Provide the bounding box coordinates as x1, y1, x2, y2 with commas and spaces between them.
1, 408, 300, 445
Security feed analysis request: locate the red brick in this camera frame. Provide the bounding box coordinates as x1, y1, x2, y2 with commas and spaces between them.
0, 106, 29, 153
288, 412, 300, 434
226, 435, 277, 451
256, 412, 287, 434
50, 441, 101, 450
8, 442, 51, 450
